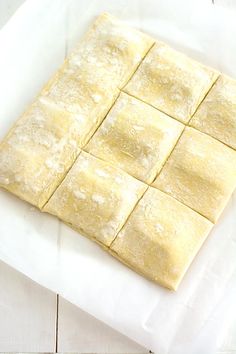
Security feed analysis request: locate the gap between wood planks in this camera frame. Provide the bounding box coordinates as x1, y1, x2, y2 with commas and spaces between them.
55, 294, 59, 352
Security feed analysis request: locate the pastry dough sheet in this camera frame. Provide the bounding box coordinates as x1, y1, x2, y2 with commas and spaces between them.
42, 12, 154, 147
110, 187, 213, 290
41, 62, 119, 148
0, 13, 153, 208
153, 127, 236, 223
0, 99, 81, 208
190, 75, 236, 150
0, 12, 236, 290
124, 42, 218, 123
44, 151, 147, 247
69, 13, 155, 91
86, 92, 184, 183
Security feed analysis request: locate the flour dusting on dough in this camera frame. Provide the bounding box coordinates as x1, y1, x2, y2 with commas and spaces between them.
0, 176, 10, 185
92, 194, 105, 204
74, 190, 86, 200
95, 169, 109, 177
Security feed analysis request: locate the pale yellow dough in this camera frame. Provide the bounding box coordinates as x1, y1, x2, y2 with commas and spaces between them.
41, 63, 119, 148
68, 13, 155, 90
0, 99, 81, 208
1, 13, 236, 290
124, 42, 218, 123
86, 92, 184, 183
44, 151, 147, 247
0, 13, 153, 208
42, 14, 154, 147
190, 75, 236, 149
41, 12, 154, 147
110, 187, 213, 290
153, 127, 236, 223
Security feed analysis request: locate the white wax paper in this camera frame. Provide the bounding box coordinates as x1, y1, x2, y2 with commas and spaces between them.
0, 0, 236, 352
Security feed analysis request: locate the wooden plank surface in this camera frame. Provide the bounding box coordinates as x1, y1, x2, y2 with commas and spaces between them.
0, 259, 147, 352
0, 260, 56, 352
0, 0, 235, 352
0, 1, 147, 351
58, 297, 146, 353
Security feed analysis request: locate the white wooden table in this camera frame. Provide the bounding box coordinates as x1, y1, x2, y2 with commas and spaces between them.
0, 1, 147, 351
0, 0, 235, 352
0, 259, 146, 352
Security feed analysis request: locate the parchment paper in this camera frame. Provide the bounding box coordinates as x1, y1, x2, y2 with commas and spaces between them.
0, 0, 236, 352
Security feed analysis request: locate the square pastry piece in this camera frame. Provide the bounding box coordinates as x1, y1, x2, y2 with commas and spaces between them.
41, 12, 154, 147
153, 127, 236, 223
0, 12, 153, 208
40, 63, 119, 148
124, 42, 218, 123
110, 187, 212, 290
86, 92, 184, 183
69, 13, 155, 90
44, 151, 147, 247
0, 99, 81, 208
190, 75, 236, 149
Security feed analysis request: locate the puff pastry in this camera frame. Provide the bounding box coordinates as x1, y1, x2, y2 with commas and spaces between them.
68, 13, 155, 90
86, 92, 184, 183
44, 151, 147, 247
153, 127, 236, 223
42, 13, 154, 146
124, 42, 218, 123
1, 13, 236, 290
0, 99, 81, 208
110, 187, 213, 290
0, 13, 153, 208
190, 75, 236, 149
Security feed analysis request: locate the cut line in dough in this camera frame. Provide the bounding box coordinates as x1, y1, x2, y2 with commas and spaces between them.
153, 127, 236, 223
190, 74, 236, 150
43, 151, 147, 247
110, 187, 213, 290
86, 92, 184, 183
124, 42, 219, 123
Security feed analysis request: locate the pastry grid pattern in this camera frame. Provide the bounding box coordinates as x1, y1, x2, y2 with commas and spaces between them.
1, 13, 236, 290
